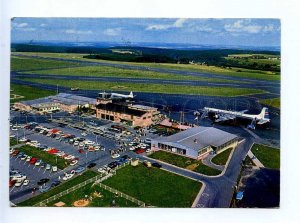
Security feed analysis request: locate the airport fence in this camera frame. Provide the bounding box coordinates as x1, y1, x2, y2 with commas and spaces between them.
33, 173, 105, 207
33, 162, 130, 207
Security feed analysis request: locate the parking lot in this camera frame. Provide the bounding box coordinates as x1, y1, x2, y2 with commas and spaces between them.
9, 110, 160, 204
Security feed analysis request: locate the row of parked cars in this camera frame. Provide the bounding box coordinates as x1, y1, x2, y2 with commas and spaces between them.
128, 142, 151, 154
97, 155, 132, 174
9, 169, 29, 188
10, 148, 58, 171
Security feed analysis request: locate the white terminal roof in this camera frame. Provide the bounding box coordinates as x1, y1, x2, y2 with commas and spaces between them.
155, 126, 238, 152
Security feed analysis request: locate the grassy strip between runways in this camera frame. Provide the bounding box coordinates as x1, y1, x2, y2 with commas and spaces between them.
14, 52, 280, 81
47, 183, 138, 207
251, 144, 280, 169
25, 65, 243, 83
11, 56, 83, 71
103, 165, 202, 207
10, 84, 55, 103
260, 98, 280, 109
211, 148, 233, 166
17, 170, 98, 206
17, 145, 70, 169
20, 78, 267, 97
149, 150, 221, 176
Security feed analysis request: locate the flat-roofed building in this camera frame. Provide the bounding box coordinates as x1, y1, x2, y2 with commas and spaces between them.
96, 101, 160, 127
151, 126, 239, 160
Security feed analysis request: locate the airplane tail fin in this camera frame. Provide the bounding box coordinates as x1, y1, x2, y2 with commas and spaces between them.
259, 107, 270, 119
129, 91, 134, 98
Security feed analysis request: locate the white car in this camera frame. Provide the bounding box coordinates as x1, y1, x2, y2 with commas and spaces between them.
129, 147, 136, 151
97, 166, 107, 174
64, 155, 75, 160
10, 134, 16, 138
15, 179, 24, 187
73, 141, 79, 146
23, 179, 29, 186
81, 132, 87, 136
146, 149, 151, 153
35, 160, 42, 166
70, 160, 78, 166
111, 153, 120, 159
26, 156, 32, 162
21, 155, 28, 160
85, 140, 95, 145
9, 149, 15, 154
52, 166, 58, 172
19, 137, 28, 142
12, 126, 18, 131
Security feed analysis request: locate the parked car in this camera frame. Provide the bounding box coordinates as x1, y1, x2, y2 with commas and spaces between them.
87, 163, 96, 169
45, 164, 51, 170
143, 160, 152, 167
151, 162, 162, 168
111, 153, 120, 159
135, 149, 145, 154
51, 180, 61, 187
70, 160, 78, 166
39, 185, 51, 193
52, 166, 58, 172
75, 167, 85, 173
9, 180, 17, 187
29, 157, 38, 165
15, 179, 24, 187
37, 178, 50, 185
23, 179, 29, 186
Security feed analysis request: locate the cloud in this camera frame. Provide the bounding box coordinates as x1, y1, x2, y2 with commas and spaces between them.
65, 29, 93, 35
146, 18, 187, 30
103, 28, 122, 36
224, 20, 277, 34
40, 23, 47, 27
12, 22, 36, 31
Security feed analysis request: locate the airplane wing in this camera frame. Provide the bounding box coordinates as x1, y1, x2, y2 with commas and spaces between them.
215, 114, 235, 123
239, 109, 248, 114
257, 119, 269, 125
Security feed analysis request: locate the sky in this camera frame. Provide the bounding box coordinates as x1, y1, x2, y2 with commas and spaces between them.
11, 18, 280, 47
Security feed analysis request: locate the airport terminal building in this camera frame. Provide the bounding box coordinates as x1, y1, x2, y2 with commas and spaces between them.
151, 126, 239, 160
14, 93, 97, 114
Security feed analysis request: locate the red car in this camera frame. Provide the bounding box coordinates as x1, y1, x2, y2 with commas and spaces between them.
78, 149, 85, 154
11, 150, 20, 156
9, 180, 17, 187
135, 148, 145, 154
29, 157, 38, 164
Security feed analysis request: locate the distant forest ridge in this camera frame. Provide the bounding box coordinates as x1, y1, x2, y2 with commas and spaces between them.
11, 43, 280, 72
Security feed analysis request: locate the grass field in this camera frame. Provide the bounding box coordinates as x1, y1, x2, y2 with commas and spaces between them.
17, 145, 70, 169
260, 98, 280, 109
148, 150, 222, 176
18, 170, 98, 206
24, 65, 243, 83
11, 56, 82, 71
20, 78, 267, 97
251, 144, 280, 169
10, 84, 55, 103
47, 183, 138, 207
13, 52, 280, 81
103, 165, 202, 207
211, 148, 233, 166
10, 138, 20, 146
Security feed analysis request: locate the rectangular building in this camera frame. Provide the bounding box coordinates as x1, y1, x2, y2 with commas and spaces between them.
96, 102, 159, 127
151, 126, 239, 160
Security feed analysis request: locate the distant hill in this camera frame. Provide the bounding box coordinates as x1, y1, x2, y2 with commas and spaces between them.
11, 43, 280, 72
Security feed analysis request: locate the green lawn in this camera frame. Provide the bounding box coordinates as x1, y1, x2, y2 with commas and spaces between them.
14, 52, 280, 81
19, 78, 267, 97
260, 98, 280, 109
24, 65, 243, 83
103, 165, 202, 207
251, 144, 280, 169
10, 138, 20, 146
10, 84, 55, 103
148, 150, 222, 176
47, 183, 138, 207
11, 56, 83, 71
211, 148, 233, 166
18, 170, 98, 206
17, 145, 70, 169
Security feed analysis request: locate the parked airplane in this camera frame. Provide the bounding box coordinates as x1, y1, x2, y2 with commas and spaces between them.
98, 91, 135, 100
194, 107, 270, 130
